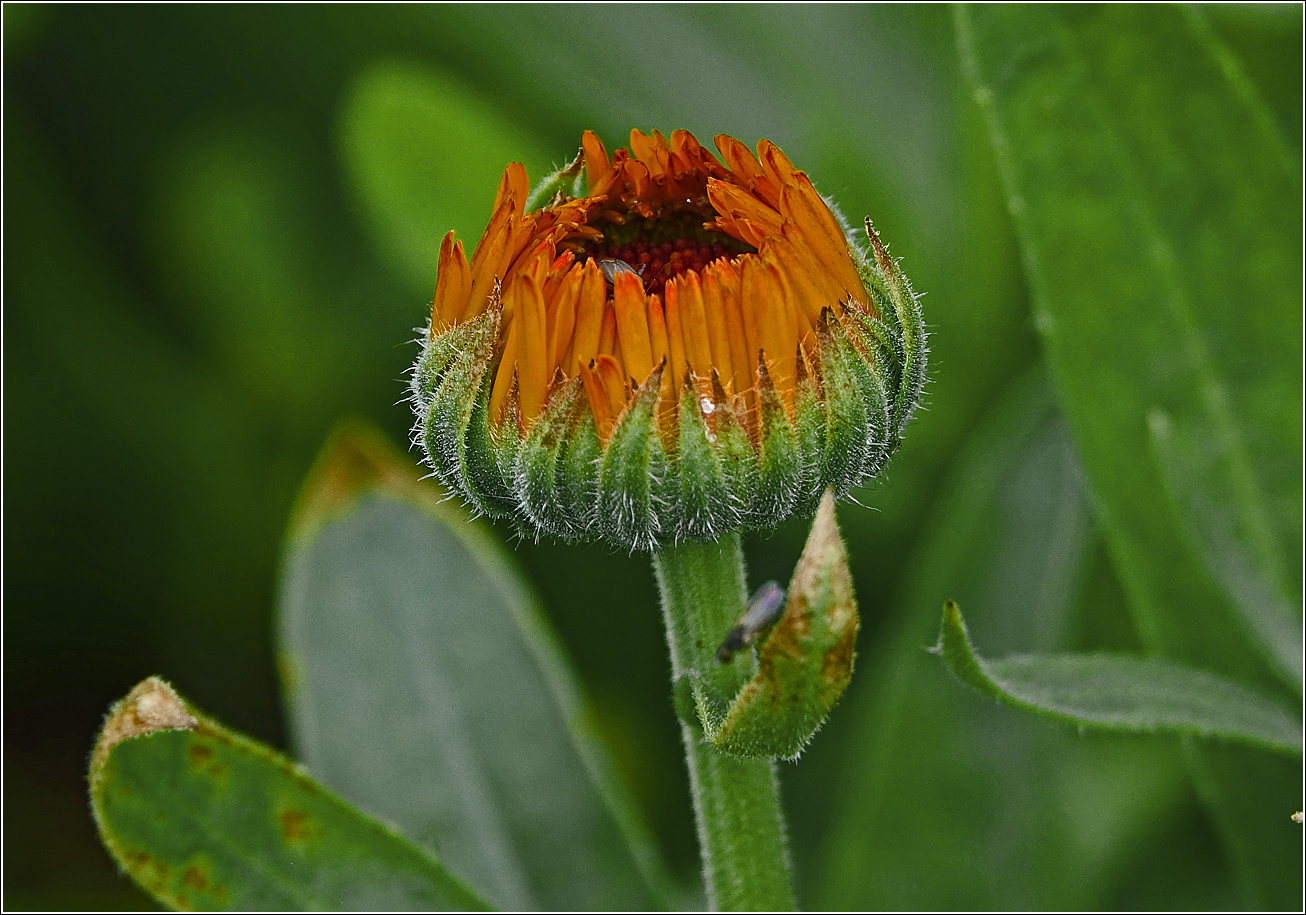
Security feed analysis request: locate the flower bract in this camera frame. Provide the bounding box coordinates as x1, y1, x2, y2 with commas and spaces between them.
411, 129, 926, 550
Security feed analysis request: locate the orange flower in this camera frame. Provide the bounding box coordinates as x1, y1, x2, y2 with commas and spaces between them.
413, 129, 925, 549
432, 129, 876, 436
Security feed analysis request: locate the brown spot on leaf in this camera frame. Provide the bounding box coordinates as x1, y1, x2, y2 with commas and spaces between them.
278, 807, 313, 844
123, 849, 171, 895
821, 622, 858, 687
181, 865, 208, 892
187, 744, 214, 767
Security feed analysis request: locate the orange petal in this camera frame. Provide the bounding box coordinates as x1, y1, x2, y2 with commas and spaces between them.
489, 317, 519, 425
662, 279, 688, 395
707, 179, 784, 236
499, 240, 551, 327
715, 134, 780, 207
711, 262, 753, 401
768, 228, 836, 329
564, 260, 607, 374
493, 162, 530, 220
674, 272, 713, 379
624, 160, 653, 216
738, 255, 768, 388
756, 140, 799, 203
543, 248, 577, 303
546, 266, 581, 375
507, 213, 545, 270
672, 129, 727, 181
779, 174, 870, 310
629, 129, 662, 171
582, 130, 611, 193
517, 273, 549, 424
597, 302, 617, 357
727, 257, 759, 373
700, 265, 735, 394
465, 199, 516, 321
594, 354, 629, 418
648, 294, 669, 371
580, 361, 616, 441
582, 353, 630, 441
757, 260, 798, 407
432, 231, 471, 334
612, 270, 653, 384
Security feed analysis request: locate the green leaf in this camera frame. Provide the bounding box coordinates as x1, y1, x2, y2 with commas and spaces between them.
816, 370, 1198, 909
935, 601, 1302, 754
277, 423, 676, 911
336, 60, 555, 297
1146, 408, 1303, 689
957, 6, 1304, 905
712, 490, 860, 760
89, 677, 488, 911
955, 3, 1300, 692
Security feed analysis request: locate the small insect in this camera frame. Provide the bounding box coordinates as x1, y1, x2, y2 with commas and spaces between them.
597, 257, 671, 293
597, 257, 647, 285
716, 580, 787, 663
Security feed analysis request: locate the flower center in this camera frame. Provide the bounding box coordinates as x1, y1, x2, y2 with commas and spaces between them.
578, 213, 756, 297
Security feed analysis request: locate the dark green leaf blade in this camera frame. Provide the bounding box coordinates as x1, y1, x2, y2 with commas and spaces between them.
277, 424, 676, 912
936, 601, 1302, 754
817, 370, 1196, 909
957, 6, 1304, 905
89, 678, 488, 912
956, 3, 1301, 691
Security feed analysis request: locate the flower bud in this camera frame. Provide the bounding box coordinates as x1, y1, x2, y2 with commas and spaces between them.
411, 129, 926, 550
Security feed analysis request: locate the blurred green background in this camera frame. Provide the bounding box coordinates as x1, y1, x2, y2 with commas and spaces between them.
4, 4, 1300, 910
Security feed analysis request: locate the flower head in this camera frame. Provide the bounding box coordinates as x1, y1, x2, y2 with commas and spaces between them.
412, 129, 925, 550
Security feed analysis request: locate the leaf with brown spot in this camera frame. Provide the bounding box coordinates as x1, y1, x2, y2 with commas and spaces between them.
89, 677, 489, 911
707, 488, 860, 759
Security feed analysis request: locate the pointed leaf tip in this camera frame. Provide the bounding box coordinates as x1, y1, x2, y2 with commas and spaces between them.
91, 677, 197, 777
935, 602, 1302, 754
713, 488, 860, 759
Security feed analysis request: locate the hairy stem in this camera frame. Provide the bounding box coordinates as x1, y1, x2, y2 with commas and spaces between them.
653, 534, 795, 911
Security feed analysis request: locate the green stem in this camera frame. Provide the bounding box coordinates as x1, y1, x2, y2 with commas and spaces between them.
653, 534, 795, 912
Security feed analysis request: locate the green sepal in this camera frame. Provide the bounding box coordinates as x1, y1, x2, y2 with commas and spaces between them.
708, 371, 759, 526
749, 356, 804, 527
861, 218, 927, 446
487, 377, 528, 519
707, 490, 859, 759
842, 303, 899, 402
840, 306, 902, 465
524, 149, 585, 213
833, 309, 892, 480
454, 374, 520, 519
814, 311, 871, 500
419, 310, 506, 514
674, 371, 742, 542
557, 408, 602, 532
596, 361, 670, 551
411, 322, 470, 411
788, 349, 828, 518
514, 374, 588, 539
